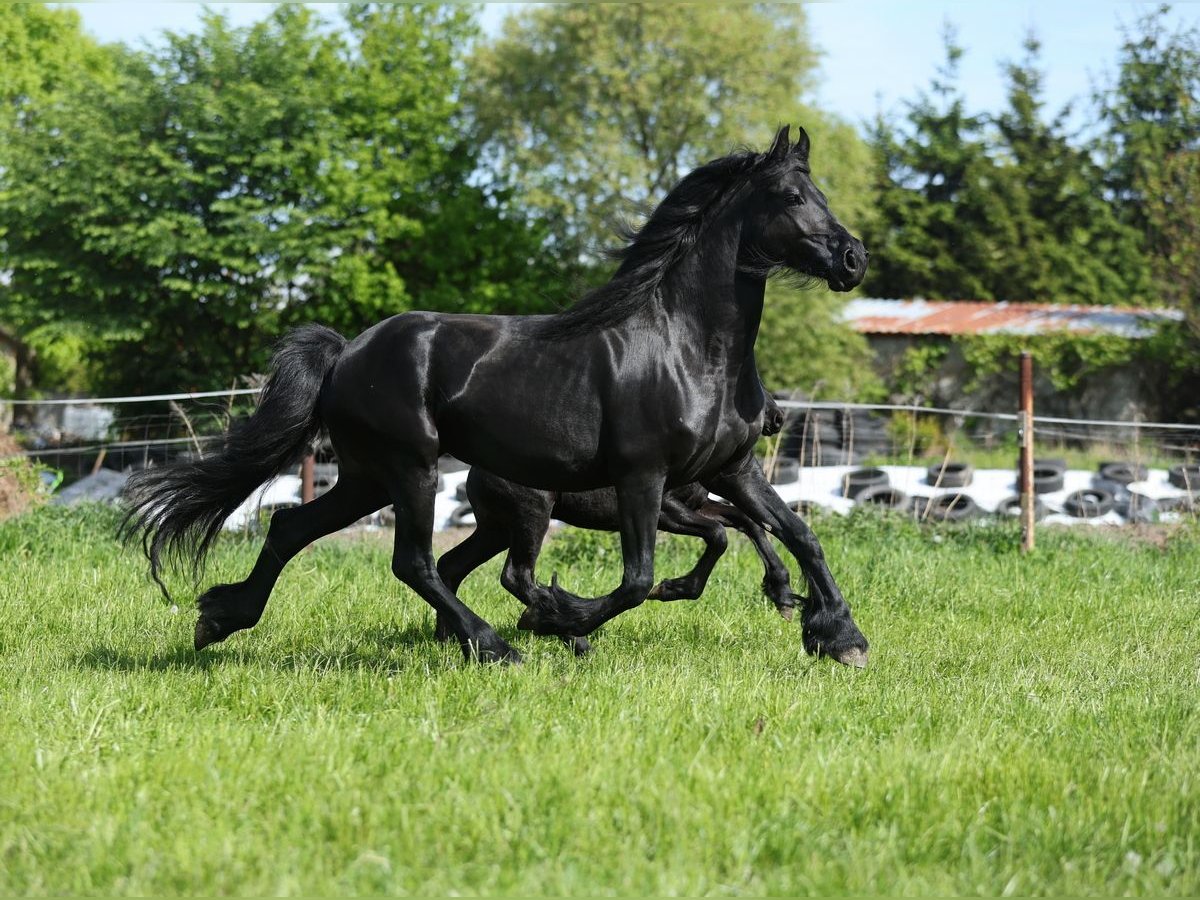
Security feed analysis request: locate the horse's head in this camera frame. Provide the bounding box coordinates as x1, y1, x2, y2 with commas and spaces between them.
741, 125, 868, 292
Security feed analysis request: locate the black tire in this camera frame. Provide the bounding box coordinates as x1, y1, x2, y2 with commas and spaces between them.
911, 492, 979, 522
854, 484, 908, 509
1158, 494, 1198, 515
1168, 464, 1200, 491
448, 502, 476, 528
1097, 461, 1148, 485
926, 461, 974, 488
1118, 491, 1159, 524
995, 495, 1047, 521
1016, 457, 1067, 475
767, 457, 800, 485
1062, 488, 1115, 518
842, 467, 888, 498
1032, 465, 1065, 494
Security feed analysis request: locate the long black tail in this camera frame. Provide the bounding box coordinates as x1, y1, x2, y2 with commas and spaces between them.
121, 324, 347, 595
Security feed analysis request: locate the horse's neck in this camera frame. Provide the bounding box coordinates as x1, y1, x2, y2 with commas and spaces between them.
659, 222, 766, 379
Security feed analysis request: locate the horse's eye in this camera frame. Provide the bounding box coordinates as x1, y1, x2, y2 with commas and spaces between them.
785, 190, 805, 207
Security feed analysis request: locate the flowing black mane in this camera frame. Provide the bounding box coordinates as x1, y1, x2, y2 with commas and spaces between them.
535, 146, 797, 340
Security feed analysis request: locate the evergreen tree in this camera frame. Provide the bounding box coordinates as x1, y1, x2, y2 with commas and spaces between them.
990, 34, 1149, 304
863, 29, 1001, 300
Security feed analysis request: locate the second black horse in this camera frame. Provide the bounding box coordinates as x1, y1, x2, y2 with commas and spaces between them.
434, 403, 802, 655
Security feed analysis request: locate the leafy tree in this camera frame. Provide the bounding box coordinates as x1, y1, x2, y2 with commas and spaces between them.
865, 28, 1152, 307
1098, 5, 1200, 235
1098, 6, 1200, 414
0, 4, 555, 394
466, 3, 849, 255
0, 4, 118, 393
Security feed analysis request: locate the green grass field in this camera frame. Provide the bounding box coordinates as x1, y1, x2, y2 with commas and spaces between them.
1, 505, 1197, 896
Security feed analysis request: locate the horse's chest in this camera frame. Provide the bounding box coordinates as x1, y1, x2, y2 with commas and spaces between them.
667, 407, 758, 476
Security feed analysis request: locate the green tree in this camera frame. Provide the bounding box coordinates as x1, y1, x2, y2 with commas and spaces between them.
0, 4, 555, 395
1098, 5, 1200, 236
0, 4, 118, 393
989, 34, 1149, 304
466, 3, 866, 255
863, 29, 1002, 301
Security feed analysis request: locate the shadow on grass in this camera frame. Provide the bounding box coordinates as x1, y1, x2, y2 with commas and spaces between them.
73, 621, 460, 676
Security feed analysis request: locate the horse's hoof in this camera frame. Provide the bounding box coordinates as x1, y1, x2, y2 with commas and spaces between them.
468, 636, 523, 666
570, 636, 592, 657
777, 604, 795, 622
646, 582, 663, 600
833, 646, 869, 668
194, 616, 223, 651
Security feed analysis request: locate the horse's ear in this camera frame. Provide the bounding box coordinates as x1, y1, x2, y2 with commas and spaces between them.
767, 125, 791, 160
793, 126, 810, 161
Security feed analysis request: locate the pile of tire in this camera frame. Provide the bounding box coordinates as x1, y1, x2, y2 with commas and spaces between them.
995, 495, 1048, 521
842, 468, 908, 513
778, 407, 893, 465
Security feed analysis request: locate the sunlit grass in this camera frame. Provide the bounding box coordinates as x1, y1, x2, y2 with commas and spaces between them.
0, 505, 1197, 896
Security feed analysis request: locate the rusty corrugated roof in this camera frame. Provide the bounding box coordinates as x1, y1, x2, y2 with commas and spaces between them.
842, 299, 1183, 338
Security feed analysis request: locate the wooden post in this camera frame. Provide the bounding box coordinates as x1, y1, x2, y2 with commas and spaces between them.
301, 453, 315, 504
1018, 352, 1035, 554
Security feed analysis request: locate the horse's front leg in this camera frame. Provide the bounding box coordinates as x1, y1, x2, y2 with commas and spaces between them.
704, 457, 869, 668
517, 472, 666, 638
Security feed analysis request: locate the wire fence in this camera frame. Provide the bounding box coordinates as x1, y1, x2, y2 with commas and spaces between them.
2, 387, 1198, 526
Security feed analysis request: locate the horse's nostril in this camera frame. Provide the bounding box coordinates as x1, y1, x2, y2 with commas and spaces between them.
843, 247, 859, 272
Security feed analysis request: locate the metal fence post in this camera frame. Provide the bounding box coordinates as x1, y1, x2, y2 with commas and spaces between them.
301, 453, 315, 504
1019, 352, 1035, 553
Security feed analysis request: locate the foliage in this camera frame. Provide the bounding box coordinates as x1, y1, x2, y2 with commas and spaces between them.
466, 4, 874, 257
1, 505, 1199, 894
864, 28, 1150, 306
886, 411, 946, 456
0, 5, 556, 395
956, 331, 1144, 393
756, 284, 882, 399
1097, 5, 1200, 238
889, 343, 951, 401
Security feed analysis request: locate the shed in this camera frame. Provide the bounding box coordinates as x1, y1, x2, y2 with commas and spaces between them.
841, 298, 1184, 420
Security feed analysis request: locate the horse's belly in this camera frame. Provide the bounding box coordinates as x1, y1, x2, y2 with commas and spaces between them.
436, 400, 607, 492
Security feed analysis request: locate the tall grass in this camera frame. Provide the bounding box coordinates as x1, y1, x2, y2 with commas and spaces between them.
0, 505, 1196, 895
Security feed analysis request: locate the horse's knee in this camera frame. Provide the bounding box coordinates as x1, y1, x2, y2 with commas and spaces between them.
704, 523, 729, 554
392, 549, 435, 588
265, 505, 307, 554
499, 560, 529, 600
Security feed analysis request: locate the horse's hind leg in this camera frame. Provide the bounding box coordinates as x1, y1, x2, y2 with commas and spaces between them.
385, 464, 521, 665
434, 523, 510, 642
645, 494, 729, 602
194, 474, 387, 650
699, 501, 802, 620
497, 508, 593, 658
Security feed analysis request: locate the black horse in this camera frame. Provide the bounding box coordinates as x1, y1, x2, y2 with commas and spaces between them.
123, 125, 870, 667
434, 404, 801, 657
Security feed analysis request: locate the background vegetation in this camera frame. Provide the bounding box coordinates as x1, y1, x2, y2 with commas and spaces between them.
1, 3, 1196, 407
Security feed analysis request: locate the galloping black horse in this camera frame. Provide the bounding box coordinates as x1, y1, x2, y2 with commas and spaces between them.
123, 125, 870, 667
434, 403, 802, 657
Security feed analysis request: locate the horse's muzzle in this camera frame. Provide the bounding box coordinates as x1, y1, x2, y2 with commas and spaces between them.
828, 234, 869, 292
